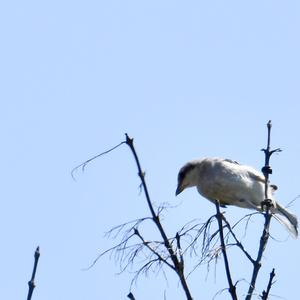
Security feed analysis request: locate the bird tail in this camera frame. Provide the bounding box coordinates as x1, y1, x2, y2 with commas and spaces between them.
273, 203, 298, 239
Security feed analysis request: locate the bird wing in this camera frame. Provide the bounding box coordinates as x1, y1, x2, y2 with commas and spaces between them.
247, 171, 265, 184
243, 165, 278, 194
223, 159, 265, 183
223, 158, 278, 190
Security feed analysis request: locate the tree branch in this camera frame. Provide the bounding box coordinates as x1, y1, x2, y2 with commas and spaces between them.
245, 121, 277, 300
261, 268, 276, 300
27, 246, 40, 300
134, 228, 175, 271
215, 201, 238, 300
125, 134, 193, 300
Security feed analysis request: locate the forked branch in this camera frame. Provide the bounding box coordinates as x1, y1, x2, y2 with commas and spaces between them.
125, 134, 193, 300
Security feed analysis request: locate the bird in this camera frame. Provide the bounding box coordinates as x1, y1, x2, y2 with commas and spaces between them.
175, 157, 298, 238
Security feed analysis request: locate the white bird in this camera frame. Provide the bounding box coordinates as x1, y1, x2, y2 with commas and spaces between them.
176, 157, 298, 238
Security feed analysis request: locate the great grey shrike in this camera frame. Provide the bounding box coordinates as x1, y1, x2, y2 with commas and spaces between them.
176, 157, 298, 238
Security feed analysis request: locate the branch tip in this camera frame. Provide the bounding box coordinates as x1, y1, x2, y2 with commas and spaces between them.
261, 268, 276, 300
27, 246, 41, 300
125, 133, 133, 145
35, 246, 40, 258
127, 292, 136, 300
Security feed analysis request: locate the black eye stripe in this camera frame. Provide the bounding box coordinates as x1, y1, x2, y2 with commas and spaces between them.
178, 164, 195, 181
178, 172, 185, 182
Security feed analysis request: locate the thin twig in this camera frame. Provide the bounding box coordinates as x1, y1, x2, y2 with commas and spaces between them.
261, 268, 276, 300
245, 121, 278, 300
85, 232, 136, 270
134, 228, 175, 271
71, 141, 126, 179
215, 202, 238, 300
221, 215, 255, 265
27, 246, 40, 300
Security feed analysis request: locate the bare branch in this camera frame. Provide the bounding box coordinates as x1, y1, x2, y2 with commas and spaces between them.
71, 141, 126, 180
246, 121, 277, 300
104, 217, 151, 239
134, 228, 175, 271
261, 269, 276, 300
86, 231, 137, 270
215, 202, 238, 300
27, 246, 40, 300
125, 134, 193, 300
81, 135, 194, 299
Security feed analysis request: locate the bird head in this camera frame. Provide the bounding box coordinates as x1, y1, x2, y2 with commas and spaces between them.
175, 161, 198, 196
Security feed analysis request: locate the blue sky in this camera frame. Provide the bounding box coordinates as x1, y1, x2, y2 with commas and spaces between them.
1, 1, 300, 299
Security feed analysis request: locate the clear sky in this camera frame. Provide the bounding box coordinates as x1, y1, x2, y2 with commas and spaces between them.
1, 1, 300, 299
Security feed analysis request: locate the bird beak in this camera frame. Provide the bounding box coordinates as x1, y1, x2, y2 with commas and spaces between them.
175, 183, 184, 196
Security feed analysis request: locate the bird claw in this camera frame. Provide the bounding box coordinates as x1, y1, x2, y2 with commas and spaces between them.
261, 199, 273, 212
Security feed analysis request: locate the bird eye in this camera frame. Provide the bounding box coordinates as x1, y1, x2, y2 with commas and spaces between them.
178, 171, 185, 182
